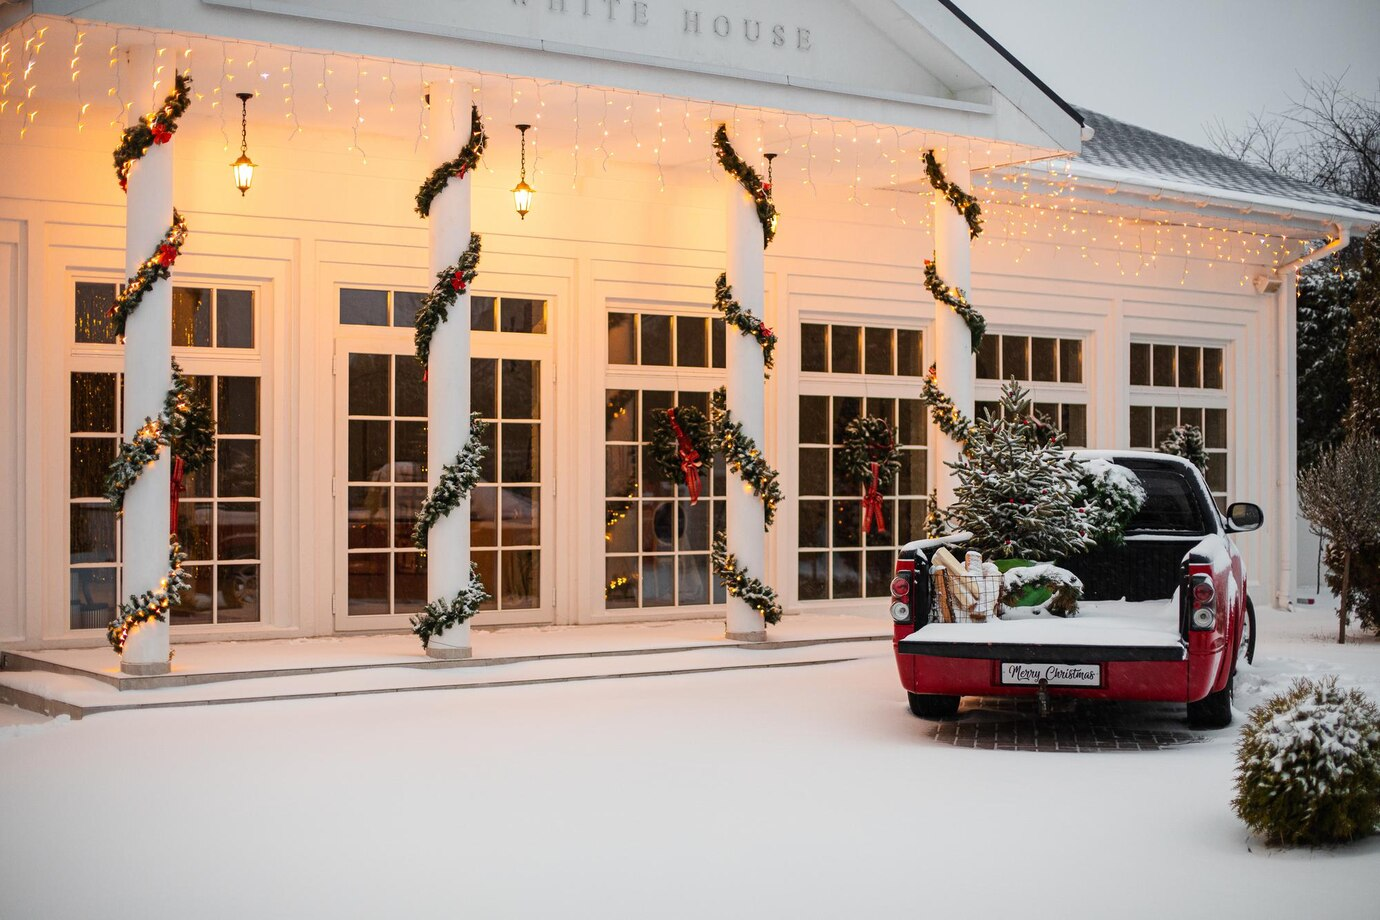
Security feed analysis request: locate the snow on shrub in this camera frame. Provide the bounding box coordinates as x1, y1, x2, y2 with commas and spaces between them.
1076, 458, 1145, 546
1233, 676, 1380, 847
1001, 563, 1083, 617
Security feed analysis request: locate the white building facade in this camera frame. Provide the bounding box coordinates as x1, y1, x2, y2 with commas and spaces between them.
1, 0, 1375, 656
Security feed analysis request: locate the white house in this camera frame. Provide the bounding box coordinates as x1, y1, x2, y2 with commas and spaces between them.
0, 0, 1375, 667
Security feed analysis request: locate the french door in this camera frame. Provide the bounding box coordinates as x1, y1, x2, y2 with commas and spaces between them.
333, 336, 554, 630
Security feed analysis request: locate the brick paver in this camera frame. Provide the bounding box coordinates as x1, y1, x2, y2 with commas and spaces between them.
928, 697, 1207, 752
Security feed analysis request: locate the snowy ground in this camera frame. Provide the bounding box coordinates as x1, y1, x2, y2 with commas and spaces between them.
2, 605, 1378, 920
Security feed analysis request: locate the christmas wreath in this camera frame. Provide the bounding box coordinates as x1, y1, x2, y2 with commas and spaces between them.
840, 416, 902, 534
1161, 424, 1210, 474
649, 405, 714, 504
924, 259, 986, 353
1000, 563, 1083, 618
411, 564, 490, 649
713, 272, 776, 377
711, 388, 783, 529
712, 534, 782, 625
920, 364, 976, 447
105, 361, 216, 517
114, 72, 193, 191
923, 150, 983, 239
109, 209, 189, 340
108, 535, 190, 653
416, 104, 488, 218
713, 124, 777, 249
415, 232, 482, 370
413, 414, 489, 551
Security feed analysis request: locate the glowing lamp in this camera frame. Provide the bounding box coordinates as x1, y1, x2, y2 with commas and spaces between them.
231, 92, 256, 196
512, 124, 534, 219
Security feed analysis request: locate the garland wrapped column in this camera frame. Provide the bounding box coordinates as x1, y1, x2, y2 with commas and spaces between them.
419, 90, 485, 659
929, 153, 977, 509
721, 131, 775, 640
116, 57, 189, 676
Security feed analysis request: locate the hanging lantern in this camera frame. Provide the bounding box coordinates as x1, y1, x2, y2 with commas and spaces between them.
764, 152, 779, 234
231, 92, 256, 196
512, 123, 534, 220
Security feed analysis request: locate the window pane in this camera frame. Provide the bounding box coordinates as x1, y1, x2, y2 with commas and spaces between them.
866, 551, 894, 597
606, 501, 637, 552
676, 316, 708, 368
500, 298, 547, 334
394, 357, 427, 418
642, 555, 674, 607
712, 318, 727, 368
976, 333, 1000, 379
172, 287, 213, 347
677, 554, 710, 606
393, 553, 426, 613
1035, 403, 1060, 430
831, 326, 861, 374
501, 487, 540, 545
1152, 344, 1175, 387
71, 504, 116, 564
606, 445, 638, 498
70, 567, 117, 630
1179, 406, 1203, 433
347, 553, 389, 616
471, 486, 498, 547
218, 440, 260, 498
606, 389, 637, 441
474, 551, 499, 611
832, 551, 862, 598
393, 291, 423, 329
392, 487, 425, 548
1178, 346, 1202, 388
218, 502, 260, 560
471, 358, 497, 419
349, 420, 390, 482
502, 550, 540, 608
1060, 339, 1084, 384
832, 396, 862, 444
170, 565, 214, 625
605, 556, 639, 608
681, 501, 710, 551
1031, 337, 1057, 382
898, 449, 927, 495
1203, 348, 1224, 389
217, 564, 261, 623
75, 282, 118, 344
176, 501, 214, 559
471, 296, 497, 332
341, 288, 388, 326
71, 372, 117, 433
607, 313, 636, 364
833, 500, 862, 547
216, 290, 255, 348
348, 354, 390, 416
799, 395, 829, 444
799, 499, 829, 548
217, 377, 260, 435
800, 447, 829, 496
1153, 407, 1177, 447
800, 323, 828, 372
1204, 409, 1227, 449
394, 421, 427, 481
898, 400, 927, 446
897, 329, 923, 377
1061, 404, 1088, 447
1205, 456, 1227, 494
501, 423, 539, 482
865, 327, 893, 375
1129, 342, 1151, 386
1002, 336, 1029, 381
501, 359, 540, 419
1129, 406, 1152, 448
798, 552, 828, 601
640, 315, 672, 366
348, 487, 389, 548
70, 438, 115, 498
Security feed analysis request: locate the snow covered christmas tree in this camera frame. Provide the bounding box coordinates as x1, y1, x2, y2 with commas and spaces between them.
947, 380, 1096, 561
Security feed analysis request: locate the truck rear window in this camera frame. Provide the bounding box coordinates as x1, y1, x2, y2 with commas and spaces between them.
1125, 468, 1208, 534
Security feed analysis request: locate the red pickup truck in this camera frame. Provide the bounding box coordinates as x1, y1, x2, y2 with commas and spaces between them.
891, 452, 1261, 728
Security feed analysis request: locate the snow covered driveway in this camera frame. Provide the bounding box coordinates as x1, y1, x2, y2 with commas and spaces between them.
2, 606, 1378, 919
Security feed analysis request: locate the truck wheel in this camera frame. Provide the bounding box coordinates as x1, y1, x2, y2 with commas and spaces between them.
1239, 596, 1257, 667
908, 693, 960, 719
1187, 672, 1234, 729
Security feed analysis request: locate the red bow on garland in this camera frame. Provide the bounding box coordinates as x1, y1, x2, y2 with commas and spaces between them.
668, 408, 702, 505
151, 123, 173, 145
169, 455, 186, 534
157, 244, 179, 267
862, 461, 886, 534
450, 272, 466, 293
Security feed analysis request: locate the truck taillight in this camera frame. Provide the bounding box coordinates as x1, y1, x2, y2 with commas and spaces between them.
891, 559, 916, 624
1187, 565, 1216, 631
890, 576, 910, 599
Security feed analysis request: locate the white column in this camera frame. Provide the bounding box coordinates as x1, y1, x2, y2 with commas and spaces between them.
1275, 272, 1299, 610
932, 155, 975, 510
120, 46, 174, 676
725, 180, 768, 642
424, 89, 475, 659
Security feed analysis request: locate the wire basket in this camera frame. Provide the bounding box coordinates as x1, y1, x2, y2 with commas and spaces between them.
929, 567, 1004, 624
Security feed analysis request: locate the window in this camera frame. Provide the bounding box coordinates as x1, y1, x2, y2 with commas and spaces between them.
1129, 404, 1229, 509
470, 296, 547, 334
608, 311, 726, 368
340, 288, 424, 328
1130, 342, 1224, 390
604, 388, 726, 610
69, 284, 262, 630
1130, 339, 1228, 509
800, 323, 924, 376
977, 333, 1083, 383
797, 394, 929, 602
974, 400, 1088, 448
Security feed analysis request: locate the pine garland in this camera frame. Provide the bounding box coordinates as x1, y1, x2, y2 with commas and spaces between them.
711, 388, 783, 529
415, 232, 482, 369
413, 415, 489, 552
713, 124, 778, 249
105, 362, 216, 512
920, 364, 976, 447
711, 534, 782, 625
1161, 424, 1210, 474
923, 150, 984, 239
649, 405, 714, 491
415, 104, 488, 218
410, 564, 490, 649
114, 73, 193, 191
924, 259, 986, 352
110, 209, 189, 340
107, 536, 190, 653
713, 272, 776, 377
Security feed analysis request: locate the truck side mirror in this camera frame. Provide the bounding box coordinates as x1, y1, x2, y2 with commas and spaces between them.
1226, 502, 1263, 532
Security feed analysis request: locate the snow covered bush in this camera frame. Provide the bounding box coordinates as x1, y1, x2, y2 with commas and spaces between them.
1075, 458, 1145, 546
1233, 677, 1380, 847
1001, 563, 1083, 617
1160, 424, 1209, 473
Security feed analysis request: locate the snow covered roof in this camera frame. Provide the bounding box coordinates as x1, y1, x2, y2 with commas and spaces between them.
1071, 107, 1380, 228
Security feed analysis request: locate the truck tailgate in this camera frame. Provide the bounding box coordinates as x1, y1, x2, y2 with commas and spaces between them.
898, 618, 1186, 663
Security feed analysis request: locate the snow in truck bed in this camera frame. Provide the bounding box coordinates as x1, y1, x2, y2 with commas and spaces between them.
901, 599, 1184, 652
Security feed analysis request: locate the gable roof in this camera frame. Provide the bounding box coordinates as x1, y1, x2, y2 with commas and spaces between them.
1074, 107, 1380, 226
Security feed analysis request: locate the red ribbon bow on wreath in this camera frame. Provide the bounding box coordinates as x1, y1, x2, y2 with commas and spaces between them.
668, 408, 702, 505
862, 461, 886, 534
